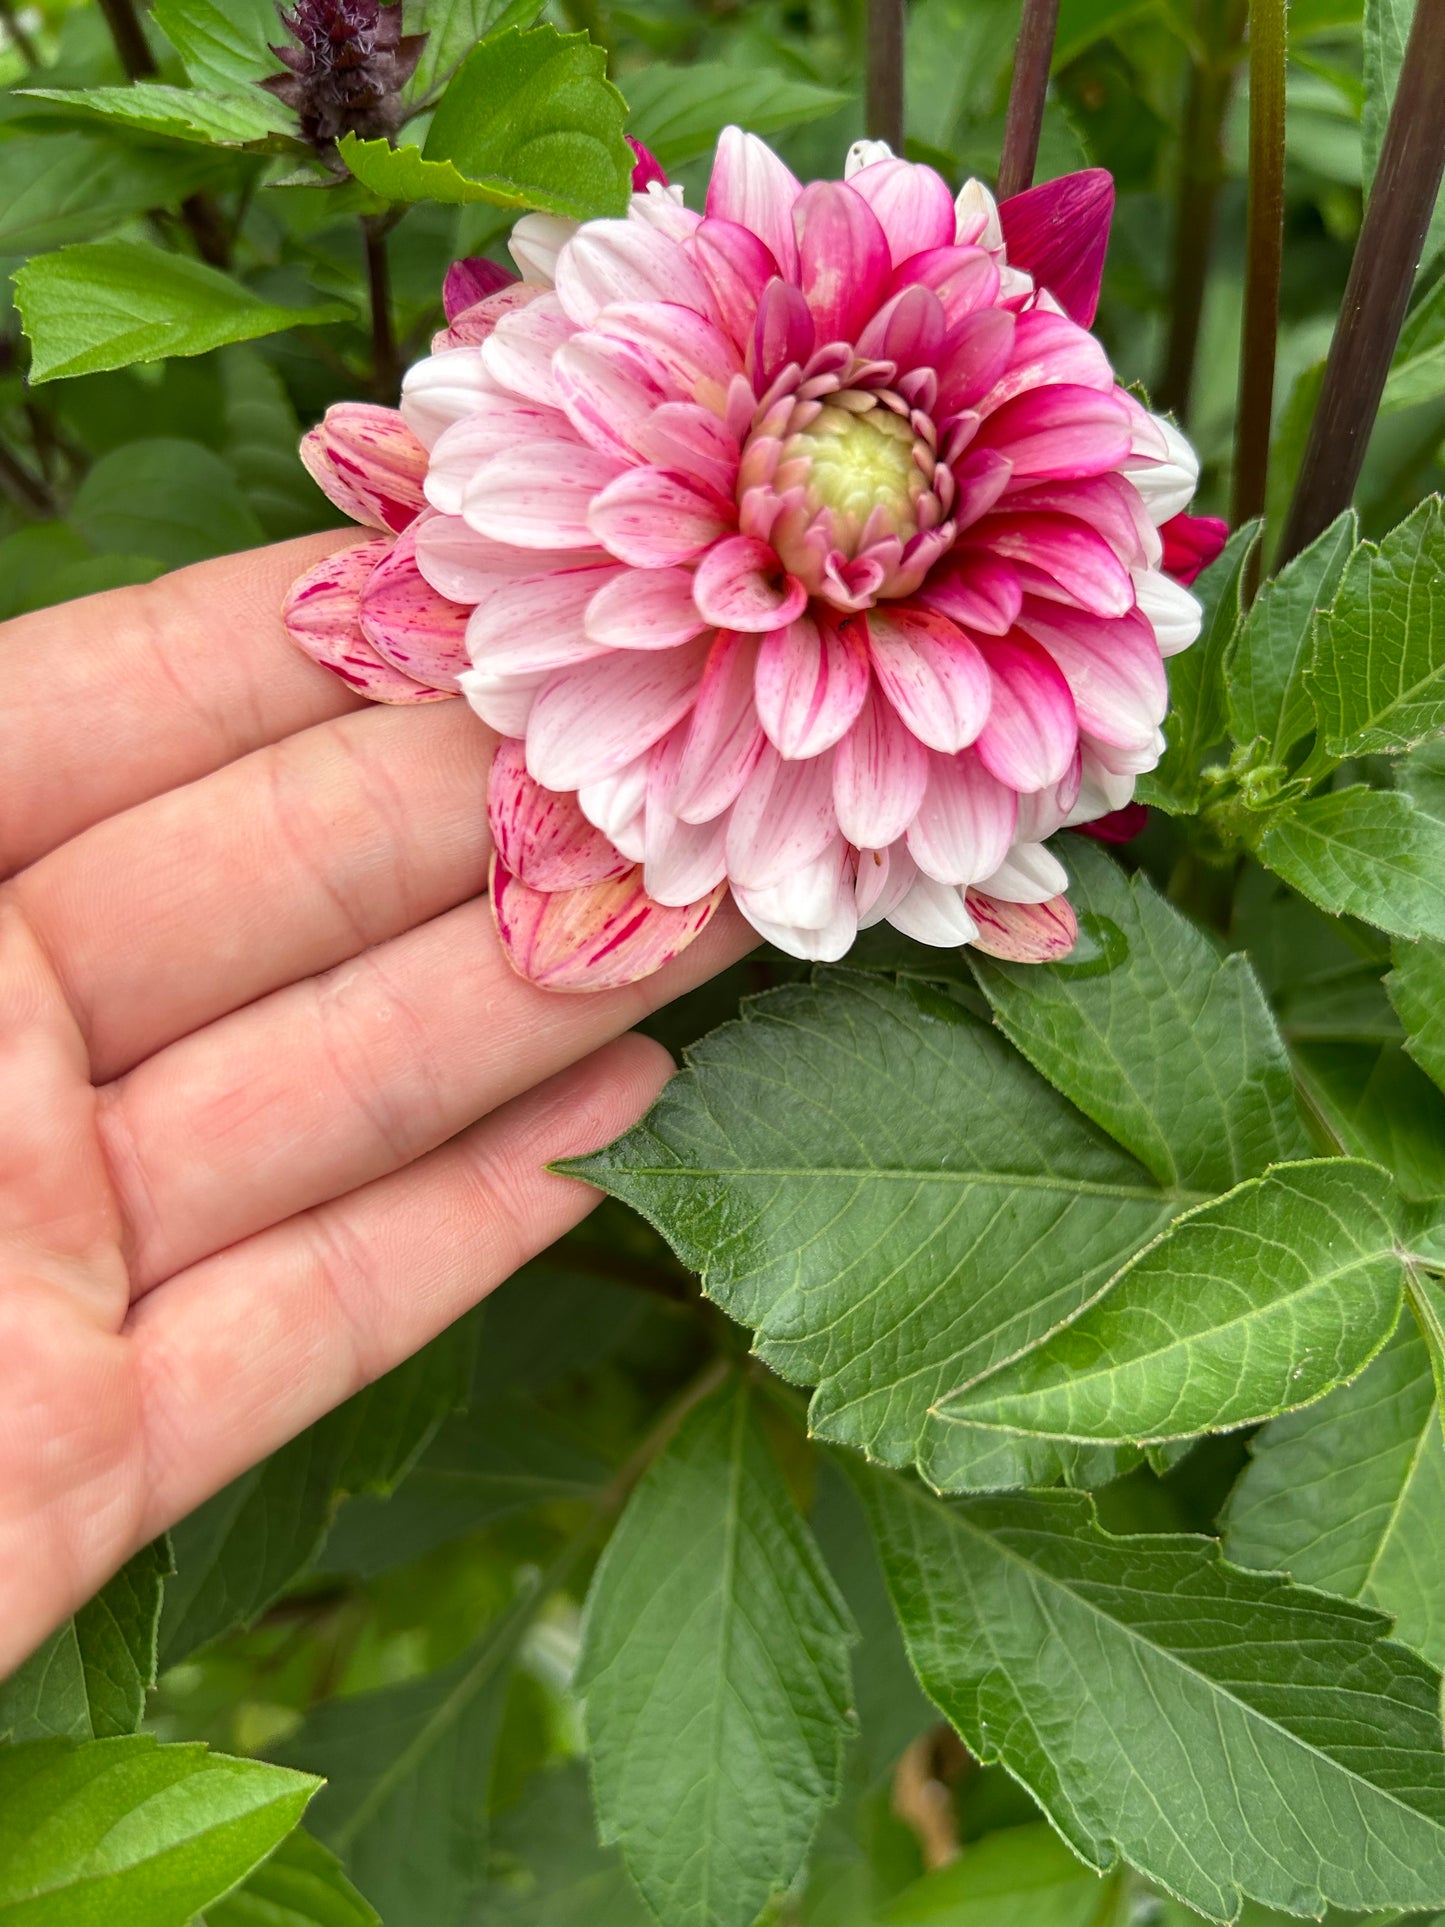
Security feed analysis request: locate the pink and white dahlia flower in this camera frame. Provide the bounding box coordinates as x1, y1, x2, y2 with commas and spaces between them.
285, 132, 1226, 990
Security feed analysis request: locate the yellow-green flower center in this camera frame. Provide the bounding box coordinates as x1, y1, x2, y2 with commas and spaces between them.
784, 400, 924, 548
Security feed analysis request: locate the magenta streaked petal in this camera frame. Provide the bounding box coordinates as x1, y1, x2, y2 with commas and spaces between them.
918, 555, 1024, 635
637, 402, 740, 499
300, 404, 428, 533
866, 604, 992, 753
832, 683, 930, 848
750, 277, 816, 391
693, 217, 781, 354
997, 169, 1114, 328
481, 295, 578, 411
935, 308, 1017, 414
979, 308, 1115, 416
725, 741, 839, 890
468, 567, 620, 675
627, 135, 669, 190
586, 567, 709, 650
359, 522, 471, 686
965, 889, 1078, 960
755, 612, 870, 759
974, 631, 1080, 791
490, 853, 725, 992
905, 749, 1017, 885
463, 444, 625, 549
890, 245, 1001, 326
1005, 473, 1155, 566
425, 398, 579, 516
488, 736, 633, 891
590, 301, 744, 406
973, 382, 1132, 481
965, 513, 1135, 617
706, 125, 803, 278
951, 448, 1016, 530
284, 539, 451, 704
444, 256, 516, 322
554, 218, 715, 328
525, 636, 710, 790
643, 729, 731, 904
846, 156, 957, 266
693, 536, 808, 631
588, 466, 732, 567
416, 515, 603, 602
671, 629, 767, 823
976, 841, 1070, 904
855, 285, 947, 370
793, 179, 892, 346
1016, 601, 1167, 749
552, 334, 669, 464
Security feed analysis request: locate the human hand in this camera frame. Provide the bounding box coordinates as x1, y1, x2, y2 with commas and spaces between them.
0, 535, 749, 1677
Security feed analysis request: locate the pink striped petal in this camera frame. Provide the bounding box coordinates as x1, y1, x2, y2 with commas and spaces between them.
935, 308, 1017, 415
552, 334, 669, 464
490, 854, 724, 991
401, 344, 510, 447
480, 294, 578, 408
300, 405, 428, 533
974, 631, 1080, 791
590, 302, 743, 405
906, 749, 1017, 885
284, 539, 451, 704
416, 515, 603, 601
359, 522, 471, 686
918, 555, 1023, 635
588, 466, 732, 567
755, 612, 870, 759
643, 728, 730, 904
965, 889, 1078, 960
1016, 602, 1166, 750
586, 567, 709, 650
793, 180, 892, 345
997, 169, 1114, 328
469, 567, 621, 675
671, 629, 767, 824
951, 448, 1015, 530
693, 537, 808, 631
974, 383, 1132, 481
554, 219, 715, 328
525, 637, 711, 790
637, 403, 740, 499
977, 308, 1114, 416
846, 157, 957, 266
866, 604, 992, 752
855, 285, 947, 370
425, 398, 579, 515
488, 736, 632, 891
464, 444, 625, 549
833, 683, 930, 848
1006, 474, 1155, 566
750, 278, 816, 391
890, 245, 1001, 327
725, 742, 840, 890
444, 256, 516, 321
692, 217, 781, 353
706, 126, 803, 279
733, 844, 857, 960
965, 513, 1134, 617
628, 136, 669, 190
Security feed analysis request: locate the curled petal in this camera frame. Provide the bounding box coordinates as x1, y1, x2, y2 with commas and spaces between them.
954, 177, 1003, 250
284, 539, 452, 704
966, 513, 1134, 618
1015, 601, 1167, 750
468, 567, 619, 676
973, 383, 1132, 481
360, 521, 471, 687
1122, 412, 1201, 524
444, 256, 516, 322
693, 536, 808, 631
706, 125, 803, 278
464, 444, 625, 549
733, 844, 857, 960
300, 404, 428, 532
509, 213, 579, 285
693, 217, 781, 354
1161, 512, 1229, 585
627, 135, 669, 190
974, 631, 1080, 791
919, 555, 1023, 635
750, 278, 816, 391
458, 664, 547, 736
579, 755, 650, 862
402, 343, 509, 447
488, 737, 632, 891
755, 612, 870, 759
980, 309, 1114, 415
997, 169, 1114, 328
490, 854, 725, 991
975, 840, 1070, 903
833, 683, 931, 848
855, 285, 947, 371
1134, 567, 1205, 655
643, 729, 731, 904
866, 604, 992, 752
965, 889, 1078, 961
889, 872, 980, 946
725, 742, 839, 890
425, 397, 580, 516
1077, 800, 1149, 844
591, 301, 743, 403
588, 466, 732, 567
936, 308, 1017, 415
481, 293, 578, 408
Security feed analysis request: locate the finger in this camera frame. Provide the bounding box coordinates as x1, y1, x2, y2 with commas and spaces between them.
0, 535, 365, 877
102, 899, 752, 1289
11, 697, 497, 1081
125, 1031, 674, 1538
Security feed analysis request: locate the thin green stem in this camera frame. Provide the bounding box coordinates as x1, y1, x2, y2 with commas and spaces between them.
867, 0, 906, 151
1232, 0, 1287, 562
1279, 0, 1445, 563
997, 0, 1059, 199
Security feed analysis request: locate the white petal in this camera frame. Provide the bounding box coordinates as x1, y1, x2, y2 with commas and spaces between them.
509, 213, 578, 285
1122, 413, 1200, 523
1133, 568, 1204, 655
400, 348, 500, 449
887, 873, 979, 947
975, 841, 1070, 904
845, 138, 895, 176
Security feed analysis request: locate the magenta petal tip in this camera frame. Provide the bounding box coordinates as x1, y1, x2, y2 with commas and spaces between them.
490, 854, 726, 992
998, 168, 1115, 329
965, 889, 1079, 961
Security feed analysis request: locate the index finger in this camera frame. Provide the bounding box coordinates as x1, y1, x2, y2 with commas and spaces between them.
0, 534, 365, 877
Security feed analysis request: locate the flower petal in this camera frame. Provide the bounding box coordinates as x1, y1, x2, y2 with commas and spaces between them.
671, 629, 767, 823
464, 444, 625, 549
488, 736, 633, 891
642, 728, 731, 904
750, 277, 816, 391
480, 293, 578, 408
974, 631, 1080, 791
1015, 601, 1166, 750
965, 889, 1078, 960
402, 343, 510, 447
1161, 512, 1228, 585
755, 611, 870, 759
1134, 567, 1204, 655
975, 840, 1070, 903
997, 169, 1114, 327
588, 466, 732, 567
525, 637, 711, 790
889, 872, 980, 946
973, 382, 1132, 481
300, 404, 428, 532
637, 402, 740, 499
693, 536, 808, 631
554, 218, 715, 328
846, 156, 957, 265
284, 539, 451, 704
579, 754, 650, 861
509, 213, 579, 285
468, 566, 621, 674
833, 683, 930, 848
692, 216, 781, 354
359, 521, 471, 686
733, 844, 857, 959
444, 256, 516, 321
585, 563, 709, 650
979, 307, 1114, 414
628, 136, 669, 190
964, 512, 1135, 617
866, 603, 992, 752
490, 854, 725, 990
793, 179, 892, 345
918, 555, 1023, 635
458, 664, 547, 736
934, 307, 1017, 415
416, 514, 601, 601
725, 741, 839, 890
706, 126, 803, 278
425, 397, 579, 515
905, 749, 1017, 884
590, 301, 744, 406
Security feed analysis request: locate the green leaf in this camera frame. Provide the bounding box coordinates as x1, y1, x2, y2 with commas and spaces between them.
474, 1762, 652, 1926
20, 84, 296, 148
1138, 521, 1258, 813
578, 1377, 857, 1927
162, 1318, 475, 1664
940, 1159, 1404, 1444
1259, 786, 1445, 941
855, 1474, 1445, 1921
1225, 1323, 1445, 1669
15, 241, 351, 383
0, 1541, 170, 1744
70, 439, 265, 569
1389, 941, 1445, 1094
151, 0, 280, 91
0, 524, 94, 622
410, 25, 630, 218
1382, 277, 1445, 414
0, 1736, 319, 1927
566, 970, 1184, 1494
970, 839, 1308, 1194
338, 135, 549, 210
220, 349, 331, 542
0, 132, 229, 255
404, 0, 548, 100
1292, 1038, 1445, 1201
203, 1828, 378, 1927
1225, 509, 1356, 761
623, 63, 850, 169
1363, 0, 1445, 269
885, 1823, 1114, 1925
1306, 500, 1445, 759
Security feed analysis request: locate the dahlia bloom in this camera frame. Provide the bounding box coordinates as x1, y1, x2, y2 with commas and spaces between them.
285, 133, 1226, 989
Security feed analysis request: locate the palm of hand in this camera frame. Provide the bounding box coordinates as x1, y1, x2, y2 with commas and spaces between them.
0, 536, 745, 1676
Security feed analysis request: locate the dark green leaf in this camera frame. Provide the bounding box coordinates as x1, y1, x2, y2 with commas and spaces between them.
1225, 509, 1356, 761
0, 133, 229, 255
20, 83, 296, 148
1258, 786, 1445, 941
0, 1540, 170, 1743
204, 1827, 379, 1927
1382, 277, 1445, 414
16, 242, 351, 383
0, 524, 93, 622
884, 1823, 1115, 1925
1225, 1323, 1445, 1668
856, 1474, 1445, 1921
405, 0, 549, 100
220, 350, 331, 542
472, 1761, 652, 1926
940, 1159, 1404, 1444
70, 439, 265, 569
0, 1736, 319, 1927
151, 0, 280, 91
1389, 940, 1445, 1094
623, 63, 850, 169
970, 839, 1308, 1194
578, 1378, 856, 1927
1293, 1038, 1445, 1201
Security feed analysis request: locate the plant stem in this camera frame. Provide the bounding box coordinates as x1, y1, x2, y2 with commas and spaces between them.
997, 0, 1059, 198
0, 0, 40, 68
866, 0, 906, 151
1156, 0, 1247, 421
363, 215, 399, 401
1278, 0, 1445, 563
1231, 0, 1287, 553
